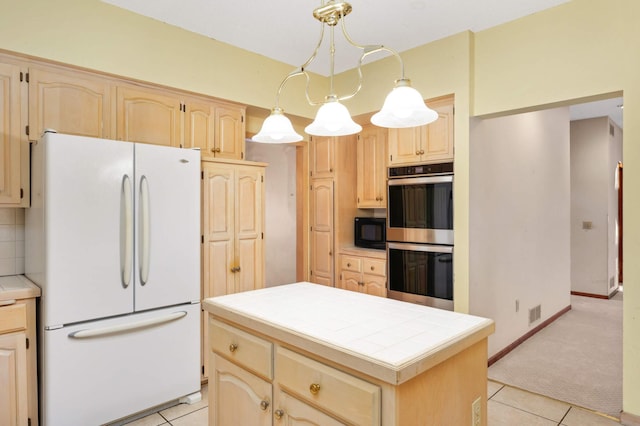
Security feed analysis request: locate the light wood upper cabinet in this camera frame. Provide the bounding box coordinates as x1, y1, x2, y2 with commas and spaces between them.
29, 67, 111, 139
184, 100, 215, 151
310, 136, 335, 178
388, 94, 454, 165
357, 124, 387, 208
201, 160, 265, 379
0, 62, 26, 206
116, 86, 182, 147
214, 105, 245, 160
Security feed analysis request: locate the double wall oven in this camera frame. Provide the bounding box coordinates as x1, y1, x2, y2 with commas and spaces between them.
387, 162, 454, 310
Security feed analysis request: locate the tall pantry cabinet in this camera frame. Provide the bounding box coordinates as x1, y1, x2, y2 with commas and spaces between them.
308, 135, 357, 287
201, 159, 266, 378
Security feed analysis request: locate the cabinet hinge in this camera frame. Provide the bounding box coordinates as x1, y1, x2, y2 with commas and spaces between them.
390, 154, 393, 162
241, 152, 244, 159
201, 235, 204, 244
25, 125, 29, 136
261, 232, 264, 239
20, 188, 24, 199
309, 184, 312, 190
261, 175, 264, 183
310, 226, 313, 231
357, 197, 359, 203
241, 115, 244, 123
28, 418, 31, 426
202, 365, 204, 375
310, 270, 313, 276
26, 338, 29, 349
310, 171, 313, 177
201, 171, 204, 180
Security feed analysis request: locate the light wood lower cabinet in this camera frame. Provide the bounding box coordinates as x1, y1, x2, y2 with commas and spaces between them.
208, 318, 380, 426
0, 297, 38, 426
338, 253, 386, 297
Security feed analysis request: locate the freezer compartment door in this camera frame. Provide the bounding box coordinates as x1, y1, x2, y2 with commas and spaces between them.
28, 133, 136, 326
134, 143, 200, 311
40, 303, 200, 426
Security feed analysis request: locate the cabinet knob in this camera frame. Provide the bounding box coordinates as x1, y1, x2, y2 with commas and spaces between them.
274, 409, 284, 420
309, 383, 321, 395
260, 400, 270, 411
416, 150, 421, 155
211, 148, 216, 153
370, 266, 375, 271
359, 281, 364, 286
347, 262, 351, 267
420, 149, 425, 155
229, 343, 238, 353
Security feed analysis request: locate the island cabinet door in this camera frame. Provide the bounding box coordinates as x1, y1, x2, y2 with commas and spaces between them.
273, 389, 344, 426
210, 354, 272, 426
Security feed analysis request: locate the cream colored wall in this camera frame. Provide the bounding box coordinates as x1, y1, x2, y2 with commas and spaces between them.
473, 0, 640, 417
0, 0, 321, 119
3, 0, 640, 417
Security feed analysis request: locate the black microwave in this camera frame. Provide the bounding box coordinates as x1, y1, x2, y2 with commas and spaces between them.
354, 217, 386, 250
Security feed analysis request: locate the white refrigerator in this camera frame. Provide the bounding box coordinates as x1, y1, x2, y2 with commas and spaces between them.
25, 132, 201, 425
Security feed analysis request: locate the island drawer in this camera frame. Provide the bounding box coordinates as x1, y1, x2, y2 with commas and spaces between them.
276, 346, 381, 425
209, 318, 273, 379
0, 301, 27, 334
340, 256, 362, 272
363, 259, 386, 277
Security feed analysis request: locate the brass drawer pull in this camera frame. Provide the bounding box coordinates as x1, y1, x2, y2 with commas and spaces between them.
260, 400, 270, 411
309, 383, 321, 395
274, 409, 284, 420
229, 343, 238, 353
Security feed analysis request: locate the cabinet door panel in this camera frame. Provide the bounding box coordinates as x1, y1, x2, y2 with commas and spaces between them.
388, 126, 422, 165
362, 274, 387, 297
236, 167, 264, 291
202, 164, 235, 298
310, 136, 335, 178
357, 125, 387, 208
423, 100, 454, 162
185, 100, 215, 154
0, 62, 22, 205
211, 354, 272, 426
310, 179, 334, 285
0, 333, 28, 426
29, 67, 110, 139
215, 106, 244, 160
116, 86, 181, 147
339, 271, 362, 293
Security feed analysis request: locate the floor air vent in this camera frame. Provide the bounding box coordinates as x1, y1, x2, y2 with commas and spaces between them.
529, 305, 541, 325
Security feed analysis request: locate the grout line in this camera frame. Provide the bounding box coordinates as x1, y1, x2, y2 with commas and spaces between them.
558, 406, 571, 425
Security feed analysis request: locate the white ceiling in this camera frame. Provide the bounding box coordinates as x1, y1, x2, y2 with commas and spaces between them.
101, 0, 622, 128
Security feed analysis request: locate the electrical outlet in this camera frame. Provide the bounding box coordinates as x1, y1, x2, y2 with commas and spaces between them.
472, 397, 481, 426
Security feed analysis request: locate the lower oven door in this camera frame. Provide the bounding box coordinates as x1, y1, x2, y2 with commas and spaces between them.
387, 242, 453, 310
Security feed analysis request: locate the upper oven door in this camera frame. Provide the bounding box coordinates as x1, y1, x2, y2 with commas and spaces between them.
387, 175, 453, 244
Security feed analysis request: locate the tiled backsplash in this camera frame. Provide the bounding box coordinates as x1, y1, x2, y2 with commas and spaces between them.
0, 208, 25, 276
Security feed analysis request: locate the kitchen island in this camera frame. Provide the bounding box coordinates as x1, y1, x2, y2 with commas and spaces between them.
203, 282, 494, 425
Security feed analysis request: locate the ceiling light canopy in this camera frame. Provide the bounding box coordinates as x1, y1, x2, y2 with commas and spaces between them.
252, 0, 438, 144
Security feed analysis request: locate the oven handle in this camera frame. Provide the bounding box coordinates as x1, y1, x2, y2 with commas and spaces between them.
387, 242, 453, 254
388, 175, 453, 186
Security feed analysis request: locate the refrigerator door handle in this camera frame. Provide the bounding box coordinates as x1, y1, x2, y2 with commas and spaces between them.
139, 175, 151, 286
121, 174, 133, 288
68, 311, 187, 339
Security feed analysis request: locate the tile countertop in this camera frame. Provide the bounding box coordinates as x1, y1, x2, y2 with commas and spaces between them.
0, 275, 41, 301
203, 282, 494, 385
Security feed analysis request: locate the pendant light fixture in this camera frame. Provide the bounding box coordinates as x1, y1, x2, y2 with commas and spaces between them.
252, 0, 438, 143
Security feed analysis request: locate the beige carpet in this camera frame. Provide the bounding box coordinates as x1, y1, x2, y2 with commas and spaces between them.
488, 291, 623, 418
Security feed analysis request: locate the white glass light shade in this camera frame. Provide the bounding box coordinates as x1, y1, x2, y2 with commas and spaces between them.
252, 108, 303, 143
371, 80, 438, 128
305, 99, 362, 136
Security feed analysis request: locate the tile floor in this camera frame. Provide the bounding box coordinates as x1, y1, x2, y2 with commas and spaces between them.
124, 380, 620, 426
